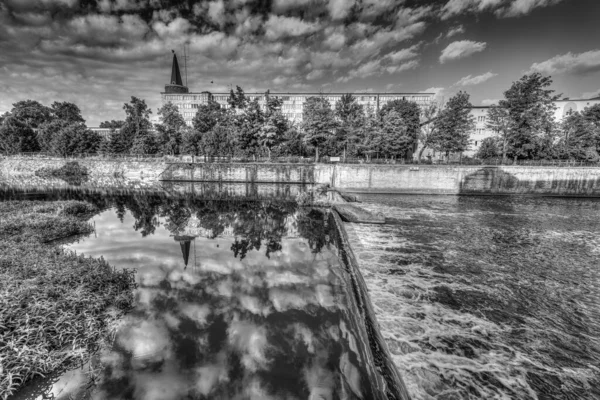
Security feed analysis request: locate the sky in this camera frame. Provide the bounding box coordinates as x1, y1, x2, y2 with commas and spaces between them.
1, 0, 599, 126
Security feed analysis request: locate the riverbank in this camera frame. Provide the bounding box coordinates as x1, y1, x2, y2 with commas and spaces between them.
0, 200, 136, 400
3, 156, 600, 196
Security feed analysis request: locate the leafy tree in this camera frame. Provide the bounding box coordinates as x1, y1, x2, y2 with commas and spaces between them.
259, 92, 287, 158
192, 100, 224, 134
380, 99, 421, 158
11, 100, 51, 129
559, 111, 599, 160
499, 73, 560, 161
37, 120, 69, 152
431, 91, 475, 159
227, 86, 249, 110
418, 102, 442, 163
485, 105, 511, 161
99, 120, 125, 129
50, 101, 85, 124
274, 124, 306, 157
238, 98, 264, 157
203, 122, 236, 158
181, 126, 202, 155
334, 94, 364, 157
380, 110, 411, 159
156, 102, 186, 155
475, 137, 500, 159
123, 97, 154, 155
359, 105, 383, 158
0, 116, 39, 154
302, 96, 336, 161
582, 104, 600, 152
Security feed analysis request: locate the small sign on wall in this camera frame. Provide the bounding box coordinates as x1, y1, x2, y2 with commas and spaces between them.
330, 157, 341, 162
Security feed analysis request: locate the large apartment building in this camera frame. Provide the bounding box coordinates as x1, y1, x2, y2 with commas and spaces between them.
161, 52, 434, 126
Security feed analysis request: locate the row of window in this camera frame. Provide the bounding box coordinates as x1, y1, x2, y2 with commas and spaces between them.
476, 116, 487, 122
165, 95, 208, 101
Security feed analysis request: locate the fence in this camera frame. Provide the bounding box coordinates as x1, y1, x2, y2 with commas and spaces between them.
5, 153, 600, 167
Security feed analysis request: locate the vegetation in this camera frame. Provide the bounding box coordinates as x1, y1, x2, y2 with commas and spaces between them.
35, 161, 89, 185
0, 200, 136, 399
2, 73, 600, 162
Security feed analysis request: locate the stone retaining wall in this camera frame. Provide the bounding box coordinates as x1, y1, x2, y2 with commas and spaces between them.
3, 158, 600, 197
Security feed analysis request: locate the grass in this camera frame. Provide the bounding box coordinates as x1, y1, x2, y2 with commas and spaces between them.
0, 200, 136, 400
34, 161, 90, 185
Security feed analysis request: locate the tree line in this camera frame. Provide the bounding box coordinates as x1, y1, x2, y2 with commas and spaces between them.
2, 72, 599, 162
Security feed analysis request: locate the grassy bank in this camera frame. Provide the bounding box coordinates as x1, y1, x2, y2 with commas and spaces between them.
0, 200, 136, 399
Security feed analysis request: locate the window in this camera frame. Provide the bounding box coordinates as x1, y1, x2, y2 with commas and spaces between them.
475, 141, 478, 146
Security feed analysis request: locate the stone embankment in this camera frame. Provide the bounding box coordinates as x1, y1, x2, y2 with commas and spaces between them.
3, 157, 600, 197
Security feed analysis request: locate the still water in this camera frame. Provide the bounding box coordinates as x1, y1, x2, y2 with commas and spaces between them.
347, 194, 600, 400
7, 191, 392, 400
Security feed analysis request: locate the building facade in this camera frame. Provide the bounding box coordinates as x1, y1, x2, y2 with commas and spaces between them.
161, 53, 435, 126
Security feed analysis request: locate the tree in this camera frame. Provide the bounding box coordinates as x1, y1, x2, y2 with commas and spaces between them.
559, 111, 599, 160
380, 99, 421, 159
193, 100, 224, 134
123, 97, 154, 155
274, 124, 306, 157
334, 94, 364, 157
50, 101, 85, 124
485, 105, 511, 161
181, 126, 202, 155
475, 137, 500, 159
431, 91, 475, 159
238, 98, 264, 157
11, 100, 51, 129
359, 104, 383, 158
499, 73, 560, 161
380, 110, 410, 159
99, 120, 125, 129
227, 86, 249, 110
156, 102, 186, 155
259, 92, 287, 158
203, 122, 236, 158
582, 104, 600, 152
418, 102, 442, 163
0, 116, 39, 155
302, 96, 336, 161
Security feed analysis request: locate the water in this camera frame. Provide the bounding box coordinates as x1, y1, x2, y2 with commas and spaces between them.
6, 190, 393, 400
346, 194, 600, 400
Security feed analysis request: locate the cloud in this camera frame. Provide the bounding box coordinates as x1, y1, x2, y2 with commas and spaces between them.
327, 0, 353, 20
387, 44, 420, 63
580, 89, 600, 100
455, 71, 497, 86
440, 40, 487, 63
446, 24, 465, 38
440, 0, 564, 19
264, 15, 320, 40
323, 27, 346, 50
306, 69, 325, 80
207, 0, 226, 27
528, 50, 600, 75
482, 98, 501, 105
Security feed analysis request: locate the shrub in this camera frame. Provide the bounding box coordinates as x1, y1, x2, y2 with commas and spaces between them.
0, 201, 136, 399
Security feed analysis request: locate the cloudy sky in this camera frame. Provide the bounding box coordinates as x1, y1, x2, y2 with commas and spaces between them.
1, 0, 599, 125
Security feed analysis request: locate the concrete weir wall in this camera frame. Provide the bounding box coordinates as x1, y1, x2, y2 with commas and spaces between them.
3, 158, 600, 197
162, 162, 316, 184
319, 164, 600, 196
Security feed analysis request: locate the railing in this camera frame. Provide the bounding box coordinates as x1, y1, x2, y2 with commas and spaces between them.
6, 153, 600, 167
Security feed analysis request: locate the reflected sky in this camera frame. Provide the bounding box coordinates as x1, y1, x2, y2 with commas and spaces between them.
11, 200, 388, 400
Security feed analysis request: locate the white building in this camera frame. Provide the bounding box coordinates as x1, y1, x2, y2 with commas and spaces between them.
161, 53, 434, 126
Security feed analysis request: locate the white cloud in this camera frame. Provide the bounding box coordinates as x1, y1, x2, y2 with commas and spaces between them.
580, 89, 600, 99
207, 0, 226, 27
264, 14, 320, 40
529, 50, 600, 75
323, 28, 346, 50
440, 0, 563, 19
359, 0, 397, 20
455, 71, 497, 86
420, 87, 444, 95
386, 59, 419, 74
387, 44, 420, 63
446, 24, 465, 38
306, 69, 325, 80
482, 98, 501, 105
327, 0, 353, 20
440, 40, 487, 63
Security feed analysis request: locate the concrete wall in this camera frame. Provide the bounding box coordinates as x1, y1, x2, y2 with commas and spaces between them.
162, 163, 315, 184
320, 164, 600, 196
3, 158, 600, 197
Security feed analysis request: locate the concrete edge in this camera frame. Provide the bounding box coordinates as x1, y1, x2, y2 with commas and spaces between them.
329, 210, 412, 400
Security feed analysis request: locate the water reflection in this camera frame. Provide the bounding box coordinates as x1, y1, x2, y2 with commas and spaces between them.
8, 190, 389, 400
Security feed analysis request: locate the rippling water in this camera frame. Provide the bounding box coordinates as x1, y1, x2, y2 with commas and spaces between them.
346, 194, 600, 400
